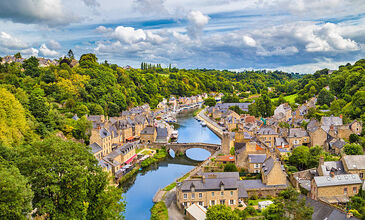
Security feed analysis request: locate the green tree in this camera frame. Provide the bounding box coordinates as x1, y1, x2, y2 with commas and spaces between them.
68, 49, 75, 59
23, 56, 40, 77
0, 158, 33, 219
15, 136, 125, 219
14, 52, 22, 58
204, 97, 217, 107
79, 53, 98, 68
349, 134, 360, 143
256, 94, 273, 117
224, 163, 238, 172
344, 143, 363, 155
289, 146, 310, 170
317, 88, 334, 106
0, 88, 31, 147
206, 205, 240, 220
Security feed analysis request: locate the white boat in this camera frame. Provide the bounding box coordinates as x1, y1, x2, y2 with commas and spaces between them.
201, 122, 207, 127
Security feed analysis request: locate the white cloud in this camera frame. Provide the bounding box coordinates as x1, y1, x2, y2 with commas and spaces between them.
187, 10, 210, 39
48, 40, 61, 50
96, 25, 113, 33
39, 44, 59, 57
0, 0, 78, 26
0, 32, 28, 49
82, 0, 100, 7
257, 46, 299, 56
133, 0, 168, 15
111, 26, 147, 44
21, 48, 39, 57
242, 35, 256, 47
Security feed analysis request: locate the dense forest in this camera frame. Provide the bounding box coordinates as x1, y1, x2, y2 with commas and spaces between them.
0, 52, 364, 219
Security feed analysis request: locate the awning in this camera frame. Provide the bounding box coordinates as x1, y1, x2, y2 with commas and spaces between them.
126, 136, 134, 141
125, 154, 137, 164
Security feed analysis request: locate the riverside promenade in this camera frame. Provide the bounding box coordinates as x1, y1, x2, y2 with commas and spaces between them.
196, 108, 224, 138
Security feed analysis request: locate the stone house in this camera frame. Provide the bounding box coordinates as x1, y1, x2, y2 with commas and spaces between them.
261, 157, 287, 186
235, 140, 266, 169
294, 105, 308, 120
247, 154, 267, 173
274, 137, 290, 157
140, 125, 157, 144
286, 128, 310, 149
176, 172, 243, 209
307, 120, 327, 147
325, 137, 346, 155
256, 126, 278, 148
216, 155, 235, 164
90, 127, 113, 156
341, 155, 365, 180
311, 173, 362, 204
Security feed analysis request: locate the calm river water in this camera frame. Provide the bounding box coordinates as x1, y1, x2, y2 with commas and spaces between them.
122, 112, 221, 220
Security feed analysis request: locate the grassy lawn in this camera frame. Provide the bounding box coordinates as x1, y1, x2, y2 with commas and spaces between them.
271, 94, 298, 104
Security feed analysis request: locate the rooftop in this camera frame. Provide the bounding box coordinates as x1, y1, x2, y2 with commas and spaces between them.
248, 154, 267, 164
314, 174, 362, 187
342, 155, 365, 170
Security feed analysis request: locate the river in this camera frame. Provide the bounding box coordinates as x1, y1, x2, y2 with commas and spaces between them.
122, 112, 221, 220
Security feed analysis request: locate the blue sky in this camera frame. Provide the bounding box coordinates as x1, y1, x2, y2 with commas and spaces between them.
0, 0, 364, 73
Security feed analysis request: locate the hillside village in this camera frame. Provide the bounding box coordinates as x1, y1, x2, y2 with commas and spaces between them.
85, 91, 365, 219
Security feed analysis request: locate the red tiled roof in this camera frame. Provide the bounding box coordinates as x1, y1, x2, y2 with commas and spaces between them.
216, 155, 235, 162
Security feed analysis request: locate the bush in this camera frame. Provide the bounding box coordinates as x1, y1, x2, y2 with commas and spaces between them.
150, 201, 168, 220
224, 163, 238, 172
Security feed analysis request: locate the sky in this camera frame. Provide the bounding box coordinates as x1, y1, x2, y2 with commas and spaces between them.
0, 0, 364, 73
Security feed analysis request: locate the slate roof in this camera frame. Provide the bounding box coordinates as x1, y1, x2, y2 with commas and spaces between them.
248, 154, 267, 164
321, 116, 343, 127
319, 161, 346, 176
288, 128, 309, 138
141, 126, 155, 135
202, 172, 239, 179
262, 157, 275, 176
156, 127, 168, 138
307, 119, 320, 133
328, 138, 346, 149
305, 196, 359, 220
314, 174, 362, 187
242, 179, 287, 189
342, 155, 365, 170
90, 142, 102, 154
257, 126, 278, 135
100, 128, 111, 138
215, 103, 251, 112
238, 181, 248, 198
179, 178, 238, 191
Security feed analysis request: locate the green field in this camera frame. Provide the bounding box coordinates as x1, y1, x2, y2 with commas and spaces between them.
271, 94, 298, 104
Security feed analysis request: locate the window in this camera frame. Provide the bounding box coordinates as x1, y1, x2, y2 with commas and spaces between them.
220, 200, 225, 205
221, 191, 224, 196
360, 173, 364, 178
344, 187, 348, 194
254, 169, 260, 173
199, 193, 202, 198
211, 200, 215, 205
230, 191, 233, 196
192, 193, 195, 199
353, 187, 357, 194
254, 164, 260, 168
230, 200, 234, 205
183, 194, 187, 199
183, 202, 187, 207
211, 192, 214, 196
199, 202, 203, 206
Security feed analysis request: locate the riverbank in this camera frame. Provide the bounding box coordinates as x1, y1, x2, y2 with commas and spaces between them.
197, 108, 224, 138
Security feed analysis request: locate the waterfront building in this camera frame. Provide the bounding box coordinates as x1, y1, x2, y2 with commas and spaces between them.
176, 172, 244, 209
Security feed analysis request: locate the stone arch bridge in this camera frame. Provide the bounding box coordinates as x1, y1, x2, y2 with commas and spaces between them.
159, 143, 221, 155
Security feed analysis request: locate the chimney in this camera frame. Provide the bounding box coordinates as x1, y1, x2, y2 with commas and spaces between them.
339, 114, 343, 119
319, 156, 324, 167
202, 175, 205, 183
